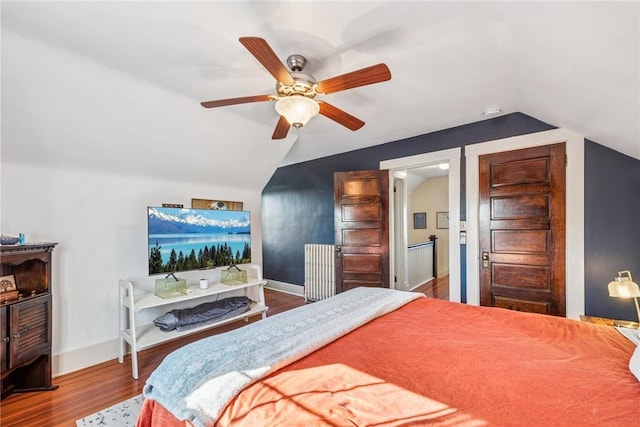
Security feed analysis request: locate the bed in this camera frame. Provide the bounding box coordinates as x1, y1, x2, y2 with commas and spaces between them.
137, 287, 640, 427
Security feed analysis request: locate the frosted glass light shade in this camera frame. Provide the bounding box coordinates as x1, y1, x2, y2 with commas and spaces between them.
608, 275, 640, 298
608, 271, 640, 328
275, 96, 319, 129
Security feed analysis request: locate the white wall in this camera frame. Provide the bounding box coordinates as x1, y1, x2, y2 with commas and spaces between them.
407, 176, 449, 277
0, 162, 263, 375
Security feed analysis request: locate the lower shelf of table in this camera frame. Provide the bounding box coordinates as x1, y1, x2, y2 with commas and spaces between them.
121, 303, 268, 351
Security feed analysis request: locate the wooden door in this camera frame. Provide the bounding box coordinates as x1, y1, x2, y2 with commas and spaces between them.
479, 143, 566, 316
334, 170, 390, 293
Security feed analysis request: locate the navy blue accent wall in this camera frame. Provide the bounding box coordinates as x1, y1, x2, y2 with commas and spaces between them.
584, 140, 640, 320
262, 112, 554, 291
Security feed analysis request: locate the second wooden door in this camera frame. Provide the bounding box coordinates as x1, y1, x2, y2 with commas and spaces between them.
334, 170, 390, 293
479, 143, 566, 316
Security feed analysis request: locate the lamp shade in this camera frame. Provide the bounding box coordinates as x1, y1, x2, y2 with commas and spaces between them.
608, 271, 640, 330
275, 96, 319, 129
608, 273, 640, 298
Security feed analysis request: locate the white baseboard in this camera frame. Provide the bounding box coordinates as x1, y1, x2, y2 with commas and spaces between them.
265, 279, 304, 296
438, 268, 449, 278
53, 339, 120, 377
409, 277, 434, 291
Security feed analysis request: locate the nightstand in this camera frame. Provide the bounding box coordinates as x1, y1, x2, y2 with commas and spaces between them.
580, 315, 639, 329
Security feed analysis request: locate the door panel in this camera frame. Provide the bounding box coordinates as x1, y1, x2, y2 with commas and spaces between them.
493, 296, 550, 314
491, 194, 549, 219
492, 230, 549, 253
492, 263, 550, 290
334, 170, 389, 293
342, 229, 382, 246
342, 204, 381, 221
491, 157, 550, 185
479, 143, 566, 316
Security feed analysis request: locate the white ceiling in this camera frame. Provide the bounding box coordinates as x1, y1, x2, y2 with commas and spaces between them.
406, 164, 449, 192
2, 2, 638, 190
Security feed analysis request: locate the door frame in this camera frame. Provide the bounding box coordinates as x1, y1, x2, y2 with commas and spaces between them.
466, 128, 585, 318
392, 172, 409, 291
381, 148, 462, 302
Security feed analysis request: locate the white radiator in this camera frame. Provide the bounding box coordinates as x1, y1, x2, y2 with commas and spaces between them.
304, 244, 336, 302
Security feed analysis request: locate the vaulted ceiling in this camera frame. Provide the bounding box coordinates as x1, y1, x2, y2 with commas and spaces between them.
2, 2, 638, 190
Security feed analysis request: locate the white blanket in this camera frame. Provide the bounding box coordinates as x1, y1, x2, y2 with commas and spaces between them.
143, 287, 423, 427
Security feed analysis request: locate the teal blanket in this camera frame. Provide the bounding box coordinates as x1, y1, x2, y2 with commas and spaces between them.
143, 287, 423, 427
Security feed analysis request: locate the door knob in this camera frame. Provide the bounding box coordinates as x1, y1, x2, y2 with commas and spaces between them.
482, 252, 489, 268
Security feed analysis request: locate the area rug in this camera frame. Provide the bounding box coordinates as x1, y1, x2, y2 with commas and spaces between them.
76, 394, 144, 426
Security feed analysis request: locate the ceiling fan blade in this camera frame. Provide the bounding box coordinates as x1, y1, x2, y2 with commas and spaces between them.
272, 116, 291, 139
316, 63, 391, 95
318, 102, 365, 131
200, 94, 273, 108
239, 37, 294, 86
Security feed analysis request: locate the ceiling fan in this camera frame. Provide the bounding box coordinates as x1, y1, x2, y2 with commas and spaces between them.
200, 37, 392, 139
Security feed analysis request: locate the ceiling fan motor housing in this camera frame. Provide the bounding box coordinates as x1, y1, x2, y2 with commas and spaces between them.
287, 54, 307, 72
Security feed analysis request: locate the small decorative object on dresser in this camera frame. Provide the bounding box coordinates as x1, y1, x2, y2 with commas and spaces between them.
0, 235, 20, 245
0, 274, 18, 301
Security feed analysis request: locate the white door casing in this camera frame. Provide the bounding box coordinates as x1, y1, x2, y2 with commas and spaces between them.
465, 128, 585, 319
381, 148, 462, 302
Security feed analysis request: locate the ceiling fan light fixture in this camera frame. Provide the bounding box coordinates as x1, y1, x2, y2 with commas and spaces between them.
275, 96, 319, 129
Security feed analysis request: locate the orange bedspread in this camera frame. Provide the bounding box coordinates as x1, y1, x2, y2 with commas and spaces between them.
138, 297, 639, 426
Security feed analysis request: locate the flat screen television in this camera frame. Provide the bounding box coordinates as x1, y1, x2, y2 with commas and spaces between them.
147, 206, 251, 275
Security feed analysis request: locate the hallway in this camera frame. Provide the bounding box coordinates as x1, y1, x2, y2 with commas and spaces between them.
414, 275, 449, 300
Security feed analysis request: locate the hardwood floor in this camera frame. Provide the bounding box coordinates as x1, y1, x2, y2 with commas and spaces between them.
414, 274, 449, 300
0, 280, 449, 426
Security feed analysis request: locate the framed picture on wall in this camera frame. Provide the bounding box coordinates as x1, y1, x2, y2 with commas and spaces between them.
413, 212, 426, 229
192, 198, 244, 211
436, 211, 449, 229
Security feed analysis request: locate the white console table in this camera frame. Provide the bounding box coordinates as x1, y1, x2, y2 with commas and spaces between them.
118, 273, 267, 379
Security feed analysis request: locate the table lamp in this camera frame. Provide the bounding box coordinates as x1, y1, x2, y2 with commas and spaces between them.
608, 270, 640, 329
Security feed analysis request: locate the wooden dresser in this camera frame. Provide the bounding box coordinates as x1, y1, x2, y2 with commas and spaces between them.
0, 242, 58, 399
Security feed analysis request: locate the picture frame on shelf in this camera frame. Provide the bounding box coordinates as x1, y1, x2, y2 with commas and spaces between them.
413, 212, 426, 229
436, 211, 449, 229
0, 274, 19, 300
0, 274, 17, 293
192, 198, 244, 211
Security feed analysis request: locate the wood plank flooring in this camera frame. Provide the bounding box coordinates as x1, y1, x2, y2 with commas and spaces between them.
414, 274, 449, 300
0, 279, 449, 426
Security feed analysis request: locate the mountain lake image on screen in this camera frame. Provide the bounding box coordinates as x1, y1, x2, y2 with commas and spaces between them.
147, 206, 251, 275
